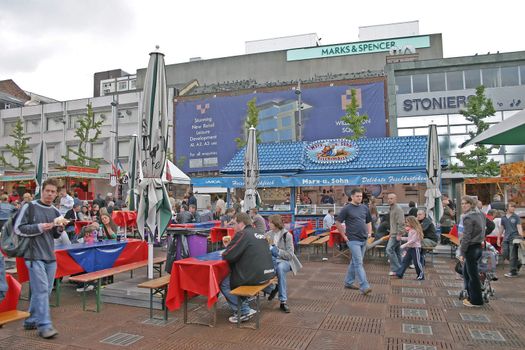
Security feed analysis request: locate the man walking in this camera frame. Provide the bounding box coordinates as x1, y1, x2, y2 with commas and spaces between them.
498, 202, 524, 277
386, 193, 405, 276
14, 178, 64, 339
220, 212, 275, 323
335, 188, 373, 295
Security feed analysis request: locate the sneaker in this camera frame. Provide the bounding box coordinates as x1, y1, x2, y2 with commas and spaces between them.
280, 302, 290, 313
23, 322, 37, 330
344, 284, 359, 290
409, 264, 415, 269
228, 309, 257, 324
504, 273, 518, 278
268, 285, 279, 301
76, 285, 95, 292
388, 271, 397, 276
39, 327, 58, 339
462, 299, 482, 308
362, 288, 372, 295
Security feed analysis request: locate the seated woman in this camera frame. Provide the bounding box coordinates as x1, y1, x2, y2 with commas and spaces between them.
99, 208, 118, 239
78, 205, 92, 221
265, 214, 302, 313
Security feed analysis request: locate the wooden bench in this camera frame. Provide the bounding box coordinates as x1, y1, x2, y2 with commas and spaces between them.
312, 235, 330, 257
69, 256, 167, 312
137, 275, 171, 321
422, 246, 436, 266
0, 310, 30, 327
298, 235, 322, 261
230, 277, 277, 329
366, 235, 390, 258
441, 234, 460, 258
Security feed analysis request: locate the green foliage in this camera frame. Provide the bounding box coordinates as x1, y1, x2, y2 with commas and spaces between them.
450, 85, 500, 177
62, 103, 104, 168
0, 118, 34, 171
340, 89, 369, 140
235, 98, 262, 148
176, 155, 186, 169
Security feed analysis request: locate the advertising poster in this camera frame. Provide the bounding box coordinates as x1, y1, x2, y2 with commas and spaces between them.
175, 81, 386, 172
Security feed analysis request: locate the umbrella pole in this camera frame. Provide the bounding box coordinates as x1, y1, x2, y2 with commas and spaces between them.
147, 228, 154, 279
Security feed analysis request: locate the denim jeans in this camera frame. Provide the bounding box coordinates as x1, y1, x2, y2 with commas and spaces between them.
219, 274, 251, 315
344, 240, 370, 291
24, 260, 57, 332
386, 235, 402, 272
275, 260, 291, 302
502, 241, 522, 274
463, 243, 483, 305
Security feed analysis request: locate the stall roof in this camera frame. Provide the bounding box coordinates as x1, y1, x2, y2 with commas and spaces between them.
221, 136, 427, 174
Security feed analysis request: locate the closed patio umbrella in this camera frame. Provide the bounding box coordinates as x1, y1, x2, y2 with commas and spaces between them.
128, 135, 138, 211
243, 126, 259, 211
425, 124, 442, 225
136, 50, 172, 279
34, 140, 47, 200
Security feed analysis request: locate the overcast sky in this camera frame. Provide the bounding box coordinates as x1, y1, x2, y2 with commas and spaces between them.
1, 0, 524, 101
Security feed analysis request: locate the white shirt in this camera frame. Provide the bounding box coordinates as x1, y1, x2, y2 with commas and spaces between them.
323, 213, 335, 229
59, 194, 74, 216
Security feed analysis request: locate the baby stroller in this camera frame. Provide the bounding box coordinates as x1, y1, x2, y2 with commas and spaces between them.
457, 241, 498, 303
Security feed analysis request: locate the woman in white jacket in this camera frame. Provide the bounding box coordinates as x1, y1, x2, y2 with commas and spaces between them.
265, 214, 302, 313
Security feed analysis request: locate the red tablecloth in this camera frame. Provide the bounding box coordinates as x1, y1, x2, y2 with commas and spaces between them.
209, 227, 235, 243
15, 239, 147, 283
169, 223, 195, 228
329, 230, 345, 248
165, 257, 230, 311
0, 274, 22, 312
112, 211, 137, 228
74, 220, 92, 234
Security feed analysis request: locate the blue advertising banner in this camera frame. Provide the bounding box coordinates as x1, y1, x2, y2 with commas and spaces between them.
191, 172, 426, 188
175, 81, 386, 172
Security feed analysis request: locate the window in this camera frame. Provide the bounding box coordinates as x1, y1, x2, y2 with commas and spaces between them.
25, 119, 41, 134
118, 81, 128, 91
396, 76, 411, 94
449, 125, 466, 134
398, 129, 414, 136
129, 79, 137, 90
260, 117, 277, 130
279, 128, 293, 141
397, 115, 447, 128
520, 66, 525, 85
91, 143, 106, 160
46, 117, 64, 131
67, 145, 79, 160
446, 71, 464, 90
3, 121, 16, 136
118, 140, 130, 158
464, 69, 481, 89
429, 73, 446, 92
448, 114, 472, 125
412, 74, 428, 93
4, 103, 10, 109
482, 68, 498, 88
501, 66, 519, 86
46, 146, 56, 163
413, 127, 428, 136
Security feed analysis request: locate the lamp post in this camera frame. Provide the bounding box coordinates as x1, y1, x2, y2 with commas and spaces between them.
110, 96, 122, 200
295, 80, 302, 141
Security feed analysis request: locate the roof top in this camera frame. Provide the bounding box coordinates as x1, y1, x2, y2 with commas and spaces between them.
221, 136, 427, 174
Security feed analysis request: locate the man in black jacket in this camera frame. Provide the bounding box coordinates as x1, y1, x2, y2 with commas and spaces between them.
220, 212, 275, 323
416, 209, 437, 248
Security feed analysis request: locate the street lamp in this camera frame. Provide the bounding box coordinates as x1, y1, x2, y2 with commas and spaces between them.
295, 80, 302, 141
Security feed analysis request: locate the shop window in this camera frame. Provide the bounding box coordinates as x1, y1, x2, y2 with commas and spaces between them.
482, 68, 498, 88
397, 128, 414, 136
429, 73, 446, 92
501, 66, 519, 86
413, 127, 428, 136
437, 126, 448, 135
446, 71, 464, 90
464, 69, 481, 89
396, 76, 411, 94
412, 74, 428, 93
505, 153, 525, 163
448, 114, 472, 125
449, 134, 475, 156
450, 125, 466, 134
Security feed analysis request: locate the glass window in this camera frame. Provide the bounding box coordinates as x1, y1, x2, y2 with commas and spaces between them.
261, 131, 276, 143
398, 128, 413, 136
437, 126, 448, 135
484, 112, 503, 123
3, 121, 16, 136
260, 117, 277, 130
118, 140, 130, 158
448, 114, 472, 125
279, 128, 293, 141
503, 110, 519, 119
25, 119, 41, 134
91, 143, 105, 159
396, 76, 411, 94
505, 153, 525, 163
501, 66, 519, 86
67, 145, 79, 160
412, 74, 428, 93
46, 117, 64, 131
429, 73, 446, 92
446, 71, 464, 90
414, 127, 428, 136
520, 66, 525, 85
482, 68, 498, 88
46, 146, 56, 163
397, 115, 448, 128
505, 145, 525, 153
450, 125, 466, 134
464, 69, 481, 89
449, 135, 475, 156
281, 116, 292, 127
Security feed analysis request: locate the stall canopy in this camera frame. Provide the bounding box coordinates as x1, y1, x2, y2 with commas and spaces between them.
466, 108, 525, 146
162, 160, 190, 184
192, 136, 428, 187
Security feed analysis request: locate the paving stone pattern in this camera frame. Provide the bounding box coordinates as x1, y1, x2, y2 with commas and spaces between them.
2, 253, 525, 349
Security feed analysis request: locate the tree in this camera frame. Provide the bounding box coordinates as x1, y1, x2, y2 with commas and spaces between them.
0, 118, 34, 171
340, 89, 369, 140
450, 85, 500, 177
62, 103, 104, 168
235, 98, 262, 148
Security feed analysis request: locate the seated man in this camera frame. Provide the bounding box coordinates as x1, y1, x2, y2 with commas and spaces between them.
64, 203, 81, 239
417, 209, 437, 248
220, 212, 275, 323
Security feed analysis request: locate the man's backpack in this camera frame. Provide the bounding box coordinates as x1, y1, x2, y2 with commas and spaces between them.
0, 203, 34, 258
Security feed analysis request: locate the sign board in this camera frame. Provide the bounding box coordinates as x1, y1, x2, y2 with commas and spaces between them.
306, 139, 358, 163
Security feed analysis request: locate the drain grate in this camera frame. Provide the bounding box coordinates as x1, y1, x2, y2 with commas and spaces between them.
100, 332, 144, 347
433, 280, 462, 287
402, 323, 433, 335
292, 298, 334, 313
448, 323, 525, 347
341, 291, 387, 303
460, 313, 490, 323
366, 274, 390, 284
141, 317, 177, 326
386, 337, 454, 350
390, 305, 445, 322
402, 297, 426, 305
402, 308, 428, 318
503, 314, 525, 327
394, 287, 434, 296
241, 325, 315, 349
0, 336, 60, 350
309, 280, 344, 291
321, 314, 383, 334
439, 297, 493, 310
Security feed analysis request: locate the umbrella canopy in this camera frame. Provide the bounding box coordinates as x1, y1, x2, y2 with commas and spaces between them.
162, 160, 190, 184
34, 140, 47, 200
424, 124, 442, 225
136, 51, 172, 242
243, 126, 259, 211
466, 108, 525, 146
127, 135, 139, 211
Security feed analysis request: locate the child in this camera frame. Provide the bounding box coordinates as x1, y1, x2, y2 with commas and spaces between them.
396, 216, 425, 280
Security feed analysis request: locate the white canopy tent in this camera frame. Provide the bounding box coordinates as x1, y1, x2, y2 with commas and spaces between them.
162, 160, 191, 185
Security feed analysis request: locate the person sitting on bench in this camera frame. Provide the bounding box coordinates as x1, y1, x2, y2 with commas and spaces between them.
220, 212, 275, 324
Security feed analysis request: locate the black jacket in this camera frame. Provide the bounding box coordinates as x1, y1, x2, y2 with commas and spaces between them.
460, 209, 486, 256
222, 226, 275, 289
419, 217, 437, 242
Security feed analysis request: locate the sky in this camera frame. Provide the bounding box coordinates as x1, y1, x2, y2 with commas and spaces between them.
1, 0, 524, 101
